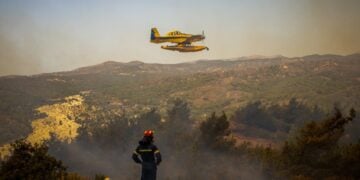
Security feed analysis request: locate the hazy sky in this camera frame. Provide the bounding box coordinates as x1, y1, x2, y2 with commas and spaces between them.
0, 0, 359, 75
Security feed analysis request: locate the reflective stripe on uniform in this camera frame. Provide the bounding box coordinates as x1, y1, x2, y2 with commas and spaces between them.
133, 151, 140, 155
139, 149, 152, 152
154, 150, 160, 154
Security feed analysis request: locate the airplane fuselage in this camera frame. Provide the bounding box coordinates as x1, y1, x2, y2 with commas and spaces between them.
151, 35, 204, 44
150, 28, 208, 52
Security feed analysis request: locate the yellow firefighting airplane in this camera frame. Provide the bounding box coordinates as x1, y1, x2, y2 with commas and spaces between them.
150, 28, 209, 52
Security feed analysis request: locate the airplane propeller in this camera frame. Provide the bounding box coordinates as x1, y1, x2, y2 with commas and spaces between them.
201, 30, 209, 50
201, 30, 205, 43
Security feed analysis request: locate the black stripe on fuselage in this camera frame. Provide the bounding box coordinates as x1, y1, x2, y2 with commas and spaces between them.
156, 36, 187, 39
156, 35, 201, 39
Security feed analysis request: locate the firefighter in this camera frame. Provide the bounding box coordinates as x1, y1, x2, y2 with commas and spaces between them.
132, 130, 162, 180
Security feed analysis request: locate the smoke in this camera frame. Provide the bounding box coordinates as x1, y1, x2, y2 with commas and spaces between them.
301, 0, 360, 54
45, 97, 272, 179
47, 107, 268, 180
0, 5, 105, 76
50, 137, 266, 180
0, 28, 42, 76
50, 142, 136, 178
0, 3, 46, 76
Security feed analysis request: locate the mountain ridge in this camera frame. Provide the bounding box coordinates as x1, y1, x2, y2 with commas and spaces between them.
1, 53, 359, 78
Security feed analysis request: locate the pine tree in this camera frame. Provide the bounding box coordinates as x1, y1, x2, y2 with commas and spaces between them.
199, 112, 235, 151
0, 139, 67, 179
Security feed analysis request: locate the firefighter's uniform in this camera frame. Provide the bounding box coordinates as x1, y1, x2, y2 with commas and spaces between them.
132, 130, 162, 180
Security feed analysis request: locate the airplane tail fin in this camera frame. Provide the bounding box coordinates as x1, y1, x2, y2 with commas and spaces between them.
151, 28, 160, 41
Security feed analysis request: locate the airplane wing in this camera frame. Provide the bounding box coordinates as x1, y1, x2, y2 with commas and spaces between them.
179, 34, 204, 44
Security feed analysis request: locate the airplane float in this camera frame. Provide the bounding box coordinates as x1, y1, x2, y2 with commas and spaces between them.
150, 28, 209, 52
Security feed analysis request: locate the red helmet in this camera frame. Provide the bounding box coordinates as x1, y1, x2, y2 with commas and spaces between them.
144, 130, 154, 137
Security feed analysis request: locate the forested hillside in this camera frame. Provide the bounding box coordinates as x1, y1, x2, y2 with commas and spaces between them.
0, 54, 359, 179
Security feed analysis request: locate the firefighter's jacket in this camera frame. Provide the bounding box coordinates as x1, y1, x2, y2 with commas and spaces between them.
132, 139, 162, 166
132, 138, 162, 180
